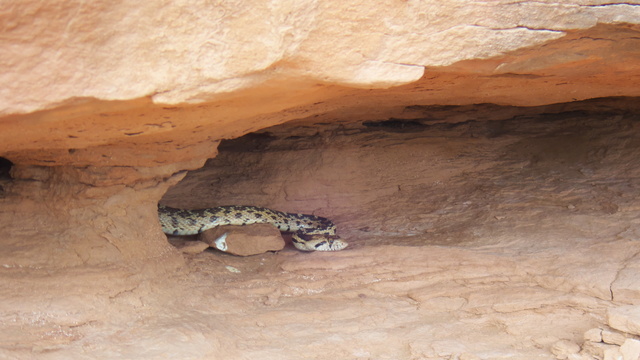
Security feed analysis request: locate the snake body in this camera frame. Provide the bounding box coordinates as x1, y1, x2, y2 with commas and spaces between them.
158, 205, 348, 251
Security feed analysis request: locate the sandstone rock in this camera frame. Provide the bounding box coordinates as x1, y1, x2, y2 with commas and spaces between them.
584, 328, 603, 343
602, 329, 628, 346
198, 224, 285, 256
551, 340, 581, 359
620, 339, 640, 360
608, 306, 640, 337
1, 2, 639, 118
1, 12, 640, 168
0, 5, 639, 352
582, 341, 620, 359
610, 254, 640, 305
604, 346, 624, 360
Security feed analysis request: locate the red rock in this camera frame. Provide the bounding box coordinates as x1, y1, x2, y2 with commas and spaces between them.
198, 224, 285, 256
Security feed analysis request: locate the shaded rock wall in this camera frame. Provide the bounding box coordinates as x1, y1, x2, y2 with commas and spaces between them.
162, 97, 640, 304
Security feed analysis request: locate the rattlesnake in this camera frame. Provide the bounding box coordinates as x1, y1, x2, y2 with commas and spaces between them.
158, 205, 348, 251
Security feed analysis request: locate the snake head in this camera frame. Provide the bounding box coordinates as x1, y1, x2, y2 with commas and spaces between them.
291, 233, 348, 251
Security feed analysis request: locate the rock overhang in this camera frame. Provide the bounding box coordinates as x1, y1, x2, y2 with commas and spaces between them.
0, 1, 638, 167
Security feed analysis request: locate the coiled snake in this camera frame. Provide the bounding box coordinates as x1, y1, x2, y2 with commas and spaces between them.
158, 205, 348, 251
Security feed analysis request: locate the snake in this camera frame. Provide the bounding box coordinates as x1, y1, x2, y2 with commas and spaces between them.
158, 205, 348, 251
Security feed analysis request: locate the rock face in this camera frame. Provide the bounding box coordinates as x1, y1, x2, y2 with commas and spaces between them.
2, 2, 638, 115
1, 2, 640, 359
0, 5, 639, 167
0, 2, 638, 268
608, 306, 640, 336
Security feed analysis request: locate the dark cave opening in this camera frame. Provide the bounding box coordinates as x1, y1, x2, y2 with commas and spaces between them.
0, 157, 13, 196
0, 157, 12, 180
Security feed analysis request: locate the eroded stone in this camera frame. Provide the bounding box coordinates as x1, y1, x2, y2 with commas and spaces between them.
582, 342, 620, 359
584, 328, 603, 343
602, 329, 628, 346
608, 306, 640, 337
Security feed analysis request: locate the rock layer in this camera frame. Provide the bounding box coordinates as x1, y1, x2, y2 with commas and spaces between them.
0, 9, 638, 167
2, 2, 640, 116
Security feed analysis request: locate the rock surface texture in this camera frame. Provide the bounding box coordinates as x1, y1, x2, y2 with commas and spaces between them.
1, 4, 639, 166
198, 224, 286, 256
1, 1, 640, 359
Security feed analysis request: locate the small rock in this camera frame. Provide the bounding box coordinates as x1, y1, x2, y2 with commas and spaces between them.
608, 306, 640, 336
551, 340, 581, 359
199, 224, 285, 256
602, 329, 628, 346
584, 328, 603, 343
620, 338, 640, 360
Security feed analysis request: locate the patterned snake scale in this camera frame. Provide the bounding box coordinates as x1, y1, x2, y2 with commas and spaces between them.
158, 205, 348, 251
